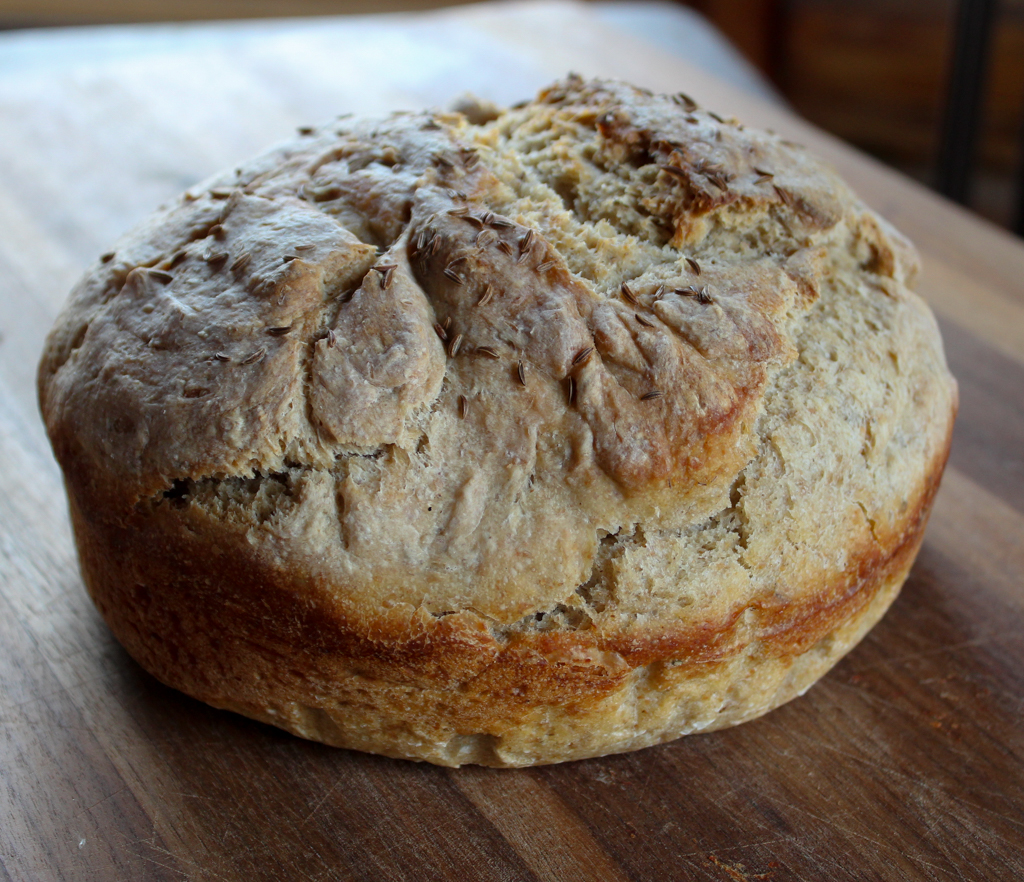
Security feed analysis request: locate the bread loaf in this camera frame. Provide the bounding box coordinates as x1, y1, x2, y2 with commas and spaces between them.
38, 76, 957, 766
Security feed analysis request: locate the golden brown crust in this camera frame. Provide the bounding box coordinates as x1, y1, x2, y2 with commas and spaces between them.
40, 76, 957, 766
67, 421, 946, 767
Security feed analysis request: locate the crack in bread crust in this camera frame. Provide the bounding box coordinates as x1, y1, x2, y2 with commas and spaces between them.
39, 76, 957, 766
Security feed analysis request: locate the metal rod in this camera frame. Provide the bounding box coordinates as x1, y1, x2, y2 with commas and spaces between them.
935, 0, 998, 204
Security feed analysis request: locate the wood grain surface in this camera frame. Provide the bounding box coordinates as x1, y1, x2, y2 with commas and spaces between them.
1, 3, 1022, 879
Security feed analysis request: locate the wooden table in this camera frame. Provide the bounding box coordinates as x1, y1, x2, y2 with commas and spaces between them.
2, 2, 1022, 879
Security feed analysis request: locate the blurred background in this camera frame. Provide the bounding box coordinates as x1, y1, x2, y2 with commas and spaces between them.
1, 0, 1021, 235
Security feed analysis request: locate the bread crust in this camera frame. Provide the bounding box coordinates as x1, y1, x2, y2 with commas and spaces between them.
68, 428, 947, 767
40, 77, 957, 766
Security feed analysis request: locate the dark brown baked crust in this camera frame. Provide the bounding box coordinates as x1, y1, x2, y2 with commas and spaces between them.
40, 77, 958, 766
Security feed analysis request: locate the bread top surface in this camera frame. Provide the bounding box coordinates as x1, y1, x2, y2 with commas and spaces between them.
39, 76, 955, 646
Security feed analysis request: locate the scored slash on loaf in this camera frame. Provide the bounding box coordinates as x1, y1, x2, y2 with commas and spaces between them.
38, 76, 956, 767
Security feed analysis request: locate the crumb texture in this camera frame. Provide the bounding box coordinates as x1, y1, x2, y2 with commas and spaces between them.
40, 76, 956, 766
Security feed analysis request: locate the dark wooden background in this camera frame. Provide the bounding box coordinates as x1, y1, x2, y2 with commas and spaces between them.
1, 3, 1022, 879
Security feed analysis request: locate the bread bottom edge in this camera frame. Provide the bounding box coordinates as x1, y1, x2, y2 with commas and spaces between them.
197, 558, 908, 768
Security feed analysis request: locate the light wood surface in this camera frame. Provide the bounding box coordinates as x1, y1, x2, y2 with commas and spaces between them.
1, 2, 1022, 879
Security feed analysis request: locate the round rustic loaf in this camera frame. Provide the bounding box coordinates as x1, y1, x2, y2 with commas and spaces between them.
39, 76, 957, 767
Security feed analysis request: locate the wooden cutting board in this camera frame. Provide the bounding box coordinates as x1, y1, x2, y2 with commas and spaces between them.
1, 3, 1022, 879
